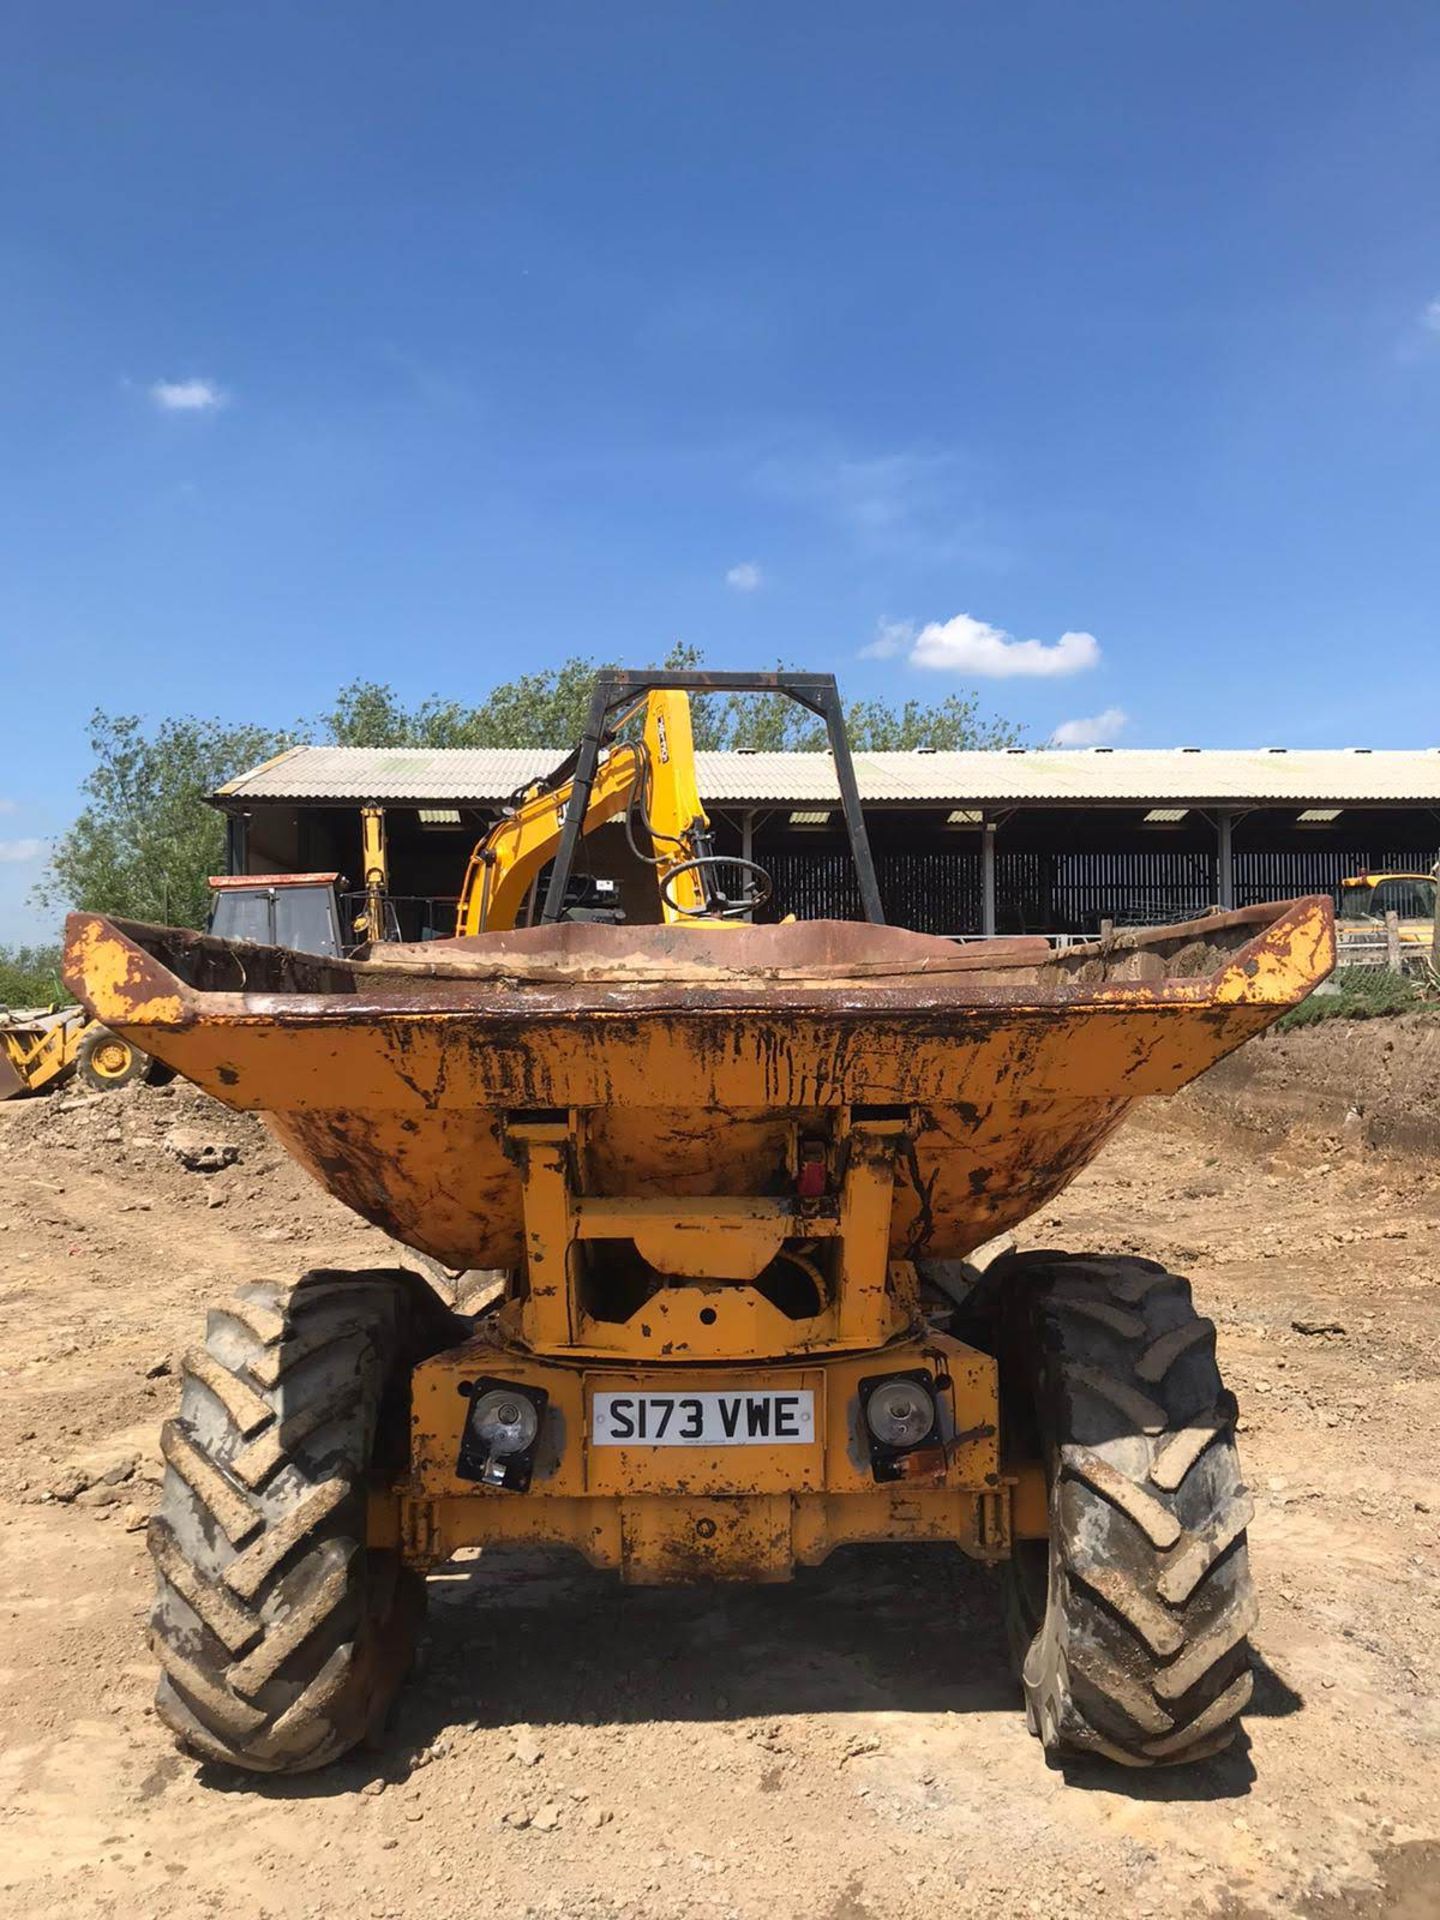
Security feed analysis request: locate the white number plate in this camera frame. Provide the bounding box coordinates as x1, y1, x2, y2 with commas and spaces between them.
591, 1389, 815, 1447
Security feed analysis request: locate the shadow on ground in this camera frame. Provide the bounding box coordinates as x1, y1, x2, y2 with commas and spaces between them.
202, 1542, 1302, 1807
418, 1541, 1018, 1730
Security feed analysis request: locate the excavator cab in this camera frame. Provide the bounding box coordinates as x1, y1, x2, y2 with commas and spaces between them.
206, 873, 351, 957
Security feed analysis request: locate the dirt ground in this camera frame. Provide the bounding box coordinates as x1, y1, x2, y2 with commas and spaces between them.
1, 1018, 1438, 1920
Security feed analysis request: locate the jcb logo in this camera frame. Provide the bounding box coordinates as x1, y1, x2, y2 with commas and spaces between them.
656, 713, 670, 764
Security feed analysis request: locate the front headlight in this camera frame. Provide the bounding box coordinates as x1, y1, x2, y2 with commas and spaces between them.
457, 1377, 548, 1491
472, 1388, 540, 1457
858, 1368, 943, 1482
864, 1377, 936, 1449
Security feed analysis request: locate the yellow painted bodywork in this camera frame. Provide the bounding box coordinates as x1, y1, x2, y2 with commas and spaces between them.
498, 1109, 911, 1356
62, 897, 1335, 1273
0, 1003, 141, 1100
0, 1005, 83, 1099
454, 689, 717, 933
63, 892, 1333, 1582
67, 676, 1339, 1585
353, 804, 389, 944
1338, 871, 1436, 948
381, 1324, 1017, 1582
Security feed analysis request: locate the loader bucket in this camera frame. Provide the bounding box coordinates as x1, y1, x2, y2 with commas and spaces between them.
63, 897, 1333, 1270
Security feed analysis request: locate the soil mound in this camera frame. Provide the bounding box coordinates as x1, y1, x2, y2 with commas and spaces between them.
1182, 1008, 1440, 1156
2, 1075, 265, 1178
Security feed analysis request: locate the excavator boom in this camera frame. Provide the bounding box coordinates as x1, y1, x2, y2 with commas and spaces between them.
454, 689, 714, 934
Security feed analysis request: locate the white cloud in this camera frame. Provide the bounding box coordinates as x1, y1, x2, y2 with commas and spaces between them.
858, 618, 913, 660
910, 612, 1100, 679
150, 378, 227, 413
1050, 707, 1128, 747
725, 561, 763, 592
0, 838, 45, 864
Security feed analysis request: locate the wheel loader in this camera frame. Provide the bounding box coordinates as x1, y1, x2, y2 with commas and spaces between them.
62, 670, 1335, 1776
0, 1001, 161, 1100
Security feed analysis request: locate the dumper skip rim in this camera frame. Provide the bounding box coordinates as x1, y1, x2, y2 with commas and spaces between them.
64, 895, 1335, 1034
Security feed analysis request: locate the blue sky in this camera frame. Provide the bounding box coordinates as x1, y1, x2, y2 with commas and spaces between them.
3, 3, 1440, 941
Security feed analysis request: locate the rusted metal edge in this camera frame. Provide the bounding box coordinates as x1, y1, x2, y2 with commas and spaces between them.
63, 897, 1334, 1035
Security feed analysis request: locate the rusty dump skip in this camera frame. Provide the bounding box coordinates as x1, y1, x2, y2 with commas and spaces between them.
63, 898, 1334, 1268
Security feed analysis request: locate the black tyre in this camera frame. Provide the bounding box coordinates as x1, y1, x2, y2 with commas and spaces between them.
75, 1023, 155, 1091
999, 1252, 1256, 1767
148, 1268, 460, 1774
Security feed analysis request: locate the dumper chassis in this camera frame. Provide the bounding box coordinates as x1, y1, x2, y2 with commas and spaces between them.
146, 1245, 1258, 1774
64, 670, 1331, 1779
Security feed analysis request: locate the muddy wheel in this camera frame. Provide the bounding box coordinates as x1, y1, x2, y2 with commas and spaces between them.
999, 1252, 1256, 1767
75, 1024, 157, 1091
147, 1268, 460, 1774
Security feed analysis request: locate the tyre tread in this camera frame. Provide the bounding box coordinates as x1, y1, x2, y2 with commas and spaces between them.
148, 1266, 457, 1774
999, 1251, 1257, 1768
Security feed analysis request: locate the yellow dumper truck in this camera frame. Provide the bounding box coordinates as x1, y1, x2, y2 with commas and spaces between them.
63, 670, 1334, 1776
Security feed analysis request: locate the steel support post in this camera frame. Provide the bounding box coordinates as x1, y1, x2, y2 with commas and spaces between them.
1216, 809, 1235, 911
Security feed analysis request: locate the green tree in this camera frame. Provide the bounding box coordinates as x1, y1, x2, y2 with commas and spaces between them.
0, 943, 67, 1007
322, 646, 705, 750
320, 680, 421, 748
692, 686, 1021, 752
841, 692, 1021, 750
324, 649, 1021, 753
35, 712, 298, 929
37, 654, 1020, 934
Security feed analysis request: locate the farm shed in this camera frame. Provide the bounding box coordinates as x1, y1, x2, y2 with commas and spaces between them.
211, 745, 1440, 941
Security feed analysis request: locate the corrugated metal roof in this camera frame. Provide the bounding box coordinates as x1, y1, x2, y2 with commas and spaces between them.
214, 745, 560, 801
214, 744, 1440, 808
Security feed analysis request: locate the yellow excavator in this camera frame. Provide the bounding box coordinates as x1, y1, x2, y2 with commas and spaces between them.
452, 684, 769, 935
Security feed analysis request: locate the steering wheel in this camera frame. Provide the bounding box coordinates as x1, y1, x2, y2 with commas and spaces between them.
659, 856, 774, 921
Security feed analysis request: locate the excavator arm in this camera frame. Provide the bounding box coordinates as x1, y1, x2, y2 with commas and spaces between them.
454, 690, 717, 935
